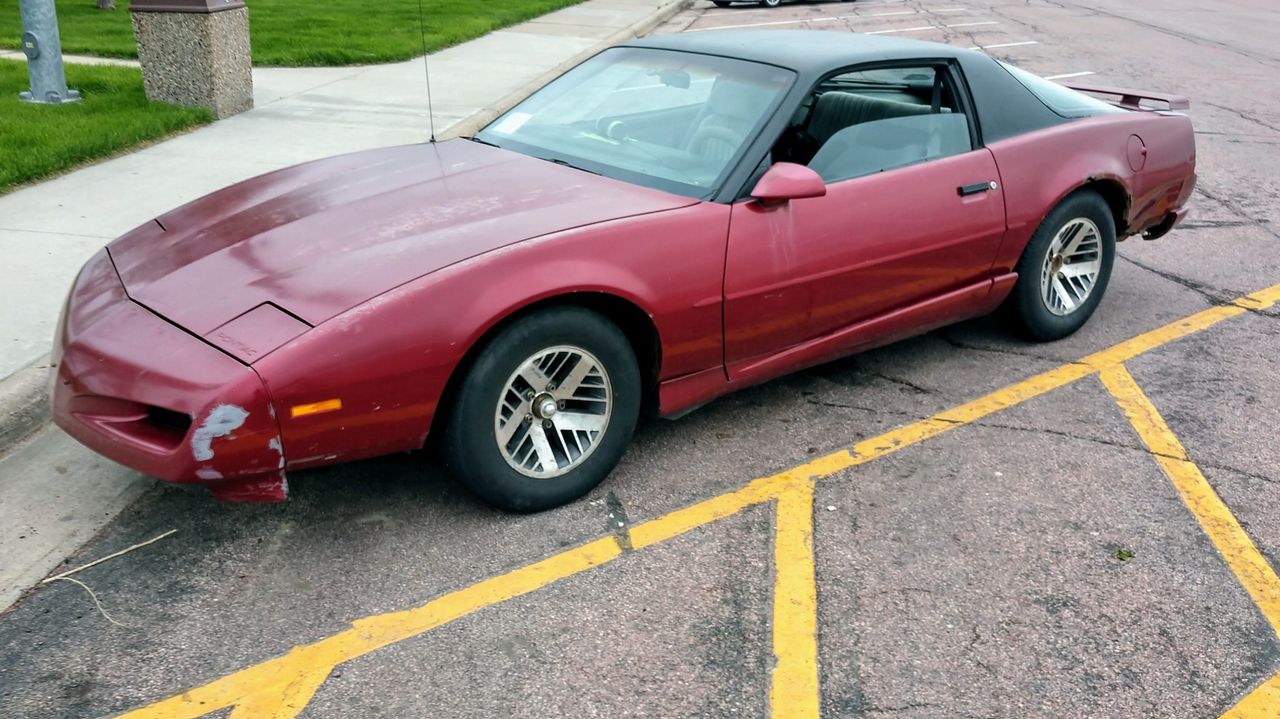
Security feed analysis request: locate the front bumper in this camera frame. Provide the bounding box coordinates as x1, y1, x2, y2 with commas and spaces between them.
51, 251, 289, 502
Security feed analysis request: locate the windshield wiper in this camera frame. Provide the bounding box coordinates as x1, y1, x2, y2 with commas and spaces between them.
468, 136, 502, 148
542, 156, 600, 175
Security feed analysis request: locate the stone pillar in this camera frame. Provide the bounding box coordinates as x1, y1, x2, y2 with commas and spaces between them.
130, 0, 253, 119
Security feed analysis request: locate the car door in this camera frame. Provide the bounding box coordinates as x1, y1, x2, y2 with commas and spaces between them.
722, 63, 1007, 378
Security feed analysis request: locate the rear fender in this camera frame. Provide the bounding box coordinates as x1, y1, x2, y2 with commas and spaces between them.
987, 113, 1194, 271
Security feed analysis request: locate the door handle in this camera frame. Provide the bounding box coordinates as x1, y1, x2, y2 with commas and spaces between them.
958, 180, 998, 196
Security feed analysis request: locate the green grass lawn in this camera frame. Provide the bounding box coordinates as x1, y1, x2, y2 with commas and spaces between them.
0, 0, 587, 66
0, 59, 211, 193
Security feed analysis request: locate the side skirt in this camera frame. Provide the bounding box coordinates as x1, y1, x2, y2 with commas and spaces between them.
656, 274, 1017, 419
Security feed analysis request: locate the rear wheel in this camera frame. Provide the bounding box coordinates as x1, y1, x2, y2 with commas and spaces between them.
759, 0, 781, 7
1000, 189, 1116, 341
712, 0, 731, 6
441, 307, 641, 512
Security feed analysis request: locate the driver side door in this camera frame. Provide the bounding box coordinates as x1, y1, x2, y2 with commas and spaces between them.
722, 63, 1008, 382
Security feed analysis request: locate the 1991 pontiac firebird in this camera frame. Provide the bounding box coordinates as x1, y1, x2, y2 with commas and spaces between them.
52, 30, 1195, 510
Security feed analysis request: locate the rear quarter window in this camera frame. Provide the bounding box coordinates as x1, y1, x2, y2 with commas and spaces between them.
998, 62, 1125, 118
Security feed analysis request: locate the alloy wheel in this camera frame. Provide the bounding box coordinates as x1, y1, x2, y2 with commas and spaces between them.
1039, 217, 1104, 316
494, 345, 613, 478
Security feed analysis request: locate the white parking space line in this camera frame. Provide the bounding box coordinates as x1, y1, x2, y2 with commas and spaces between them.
971, 40, 1039, 50
865, 25, 939, 35
700, 0, 911, 18
689, 8, 981, 32
699, 3, 968, 20
1044, 71, 1097, 80
687, 17, 833, 30
863, 20, 999, 35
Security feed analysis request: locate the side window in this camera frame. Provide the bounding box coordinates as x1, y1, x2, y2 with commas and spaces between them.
775, 65, 975, 184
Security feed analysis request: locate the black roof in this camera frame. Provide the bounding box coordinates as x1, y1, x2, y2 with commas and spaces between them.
615, 28, 1070, 201
624, 29, 977, 73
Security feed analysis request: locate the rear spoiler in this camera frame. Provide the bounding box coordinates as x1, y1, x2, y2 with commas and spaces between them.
1064, 82, 1190, 112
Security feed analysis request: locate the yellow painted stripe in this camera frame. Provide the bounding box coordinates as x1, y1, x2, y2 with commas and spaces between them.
114, 281, 1280, 719
1081, 305, 1246, 370
116, 538, 622, 719
1100, 366, 1280, 636
290, 399, 342, 419
770, 479, 820, 719
1233, 283, 1280, 311
1221, 672, 1280, 718
629, 474, 794, 550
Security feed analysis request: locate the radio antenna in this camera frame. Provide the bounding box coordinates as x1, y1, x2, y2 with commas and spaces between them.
416, 0, 437, 142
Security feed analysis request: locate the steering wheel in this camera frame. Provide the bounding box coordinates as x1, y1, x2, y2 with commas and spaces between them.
595, 118, 629, 141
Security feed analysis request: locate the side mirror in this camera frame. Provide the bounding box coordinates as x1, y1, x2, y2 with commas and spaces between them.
750, 162, 826, 204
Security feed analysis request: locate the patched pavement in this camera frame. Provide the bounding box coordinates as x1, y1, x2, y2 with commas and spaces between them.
3, 1, 1280, 718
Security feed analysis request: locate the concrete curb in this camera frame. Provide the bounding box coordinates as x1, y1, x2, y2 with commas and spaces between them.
0, 355, 52, 458
0, 0, 689, 457
444, 0, 692, 139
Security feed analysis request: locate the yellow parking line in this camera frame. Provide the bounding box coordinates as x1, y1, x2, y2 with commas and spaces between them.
116, 538, 624, 719
1100, 365, 1280, 636
1222, 673, 1280, 718
629, 473, 792, 550
770, 479, 820, 719
1099, 365, 1280, 718
115, 280, 1280, 719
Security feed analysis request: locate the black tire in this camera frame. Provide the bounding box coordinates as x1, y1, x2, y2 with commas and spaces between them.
712, 0, 731, 6
760, 0, 781, 6
441, 307, 641, 513
1000, 189, 1117, 341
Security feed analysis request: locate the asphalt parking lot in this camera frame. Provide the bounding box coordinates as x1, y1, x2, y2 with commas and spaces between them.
3, 1, 1280, 717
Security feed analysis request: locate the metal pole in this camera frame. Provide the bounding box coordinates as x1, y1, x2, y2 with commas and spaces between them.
18, 0, 81, 104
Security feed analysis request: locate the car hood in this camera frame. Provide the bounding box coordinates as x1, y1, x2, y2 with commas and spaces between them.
108, 139, 697, 336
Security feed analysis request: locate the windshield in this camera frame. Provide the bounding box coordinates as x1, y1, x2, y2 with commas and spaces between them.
475, 47, 795, 199
998, 62, 1124, 118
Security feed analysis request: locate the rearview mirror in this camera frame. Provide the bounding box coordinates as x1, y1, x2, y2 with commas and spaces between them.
750, 163, 826, 204
656, 68, 691, 89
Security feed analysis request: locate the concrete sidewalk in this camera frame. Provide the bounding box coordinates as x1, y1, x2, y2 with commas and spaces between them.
0, 0, 686, 385
0, 0, 690, 612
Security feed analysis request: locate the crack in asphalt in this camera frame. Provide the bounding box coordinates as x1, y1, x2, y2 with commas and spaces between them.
803, 399, 1277, 485
605, 491, 633, 552
1040, 0, 1278, 66
1202, 101, 1280, 135
935, 332, 1084, 365
863, 369, 938, 396
1195, 186, 1280, 244
968, 624, 998, 678
1177, 219, 1271, 230
1117, 254, 1236, 306
862, 702, 941, 714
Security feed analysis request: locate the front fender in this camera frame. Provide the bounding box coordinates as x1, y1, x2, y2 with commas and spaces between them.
254, 202, 731, 470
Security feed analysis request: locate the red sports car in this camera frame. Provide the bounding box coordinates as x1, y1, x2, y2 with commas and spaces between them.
51, 30, 1196, 510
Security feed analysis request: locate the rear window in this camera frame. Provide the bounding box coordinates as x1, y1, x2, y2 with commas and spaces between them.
998, 62, 1124, 118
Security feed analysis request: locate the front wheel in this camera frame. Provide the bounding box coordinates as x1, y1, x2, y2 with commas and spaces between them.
1000, 189, 1117, 341
441, 307, 641, 512
759, 0, 781, 7
712, 0, 731, 6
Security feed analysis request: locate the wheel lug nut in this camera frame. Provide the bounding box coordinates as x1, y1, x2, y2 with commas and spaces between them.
543, 420, 553, 429
558, 401, 565, 410
525, 414, 532, 422
547, 383, 556, 391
